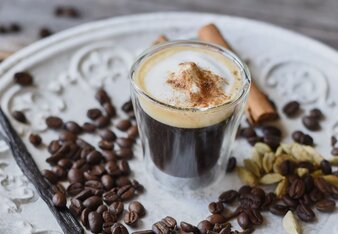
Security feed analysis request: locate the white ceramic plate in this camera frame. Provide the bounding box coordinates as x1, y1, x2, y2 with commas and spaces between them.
0, 12, 338, 234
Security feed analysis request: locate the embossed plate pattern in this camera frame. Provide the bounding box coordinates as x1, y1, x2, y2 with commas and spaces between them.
0, 12, 338, 233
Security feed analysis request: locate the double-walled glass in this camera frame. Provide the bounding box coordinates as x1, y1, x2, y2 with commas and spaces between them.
130, 41, 251, 189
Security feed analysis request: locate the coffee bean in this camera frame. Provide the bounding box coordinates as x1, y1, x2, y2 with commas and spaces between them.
102, 210, 117, 223
239, 193, 262, 209
247, 136, 263, 146
240, 127, 257, 138
122, 100, 133, 113
331, 147, 338, 156
332, 136, 337, 147
87, 108, 102, 120
309, 108, 323, 120
74, 189, 93, 201
239, 185, 252, 195
29, 133, 42, 147
300, 133, 314, 146
320, 160, 332, 174
131, 179, 144, 193
226, 157, 236, 173
46, 116, 63, 129
83, 196, 102, 210
118, 160, 131, 175
116, 119, 131, 131
96, 205, 108, 215
116, 137, 134, 148
52, 183, 66, 195
103, 102, 116, 118
262, 126, 282, 138
152, 221, 171, 234
180, 222, 199, 233
115, 148, 133, 159
48, 140, 61, 154
39, 27, 53, 38
103, 191, 119, 205
283, 101, 300, 117
131, 230, 154, 234
162, 216, 177, 229
296, 203, 315, 222
52, 166, 67, 180
12, 111, 28, 123
111, 223, 128, 234
315, 199, 336, 212
82, 122, 96, 133
245, 208, 263, 225
14, 72, 33, 86
213, 223, 231, 233
42, 169, 58, 184
303, 175, 314, 193
67, 182, 84, 197
279, 160, 295, 176
124, 211, 139, 226
127, 125, 139, 139
9, 23, 21, 32
55, 6, 80, 18
117, 185, 135, 201
219, 190, 238, 204
85, 180, 104, 191
206, 214, 227, 224
269, 204, 289, 216
315, 177, 333, 195
95, 115, 110, 128
88, 211, 103, 233
81, 208, 90, 228
129, 201, 146, 217
109, 201, 124, 216
52, 192, 66, 208
86, 150, 102, 164
101, 174, 114, 190
100, 129, 117, 141
331, 186, 338, 199
105, 161, 119, 175
237, 212, 251, 230
208, 202, 224, 214
64, 121, 82, 134
263, 135, 281, 150
282, 194, 298, 208
59, 131, 77, 142
292, 131, 303, 142
261, 192, 276, 210
302, 116, 320, 131
197, 220, 214, 234
288, 178, 305, 199
70, 198, 84, 216
68, 168, 84, 184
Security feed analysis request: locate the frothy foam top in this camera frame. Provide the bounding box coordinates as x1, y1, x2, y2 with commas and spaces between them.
133, 45, 245, 128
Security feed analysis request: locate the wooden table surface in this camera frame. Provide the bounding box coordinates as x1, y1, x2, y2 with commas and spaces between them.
1, 0, 338, 55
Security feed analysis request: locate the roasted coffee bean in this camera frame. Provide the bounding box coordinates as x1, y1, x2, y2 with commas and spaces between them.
303, 175, 314, 192
116, 148, 133, 159
88, 211, 103, 233
46, 144, 70, 164
42, 169, 58, 184
109, 201, 124, 216
101, 174, 114, 190
29, 133, 42, 147
95, 115, 110, 128
302, 115, 320, 131
83, 196, 102, 210
218, 190, 238, 204
206, 214, 227, 224
162, 216, 177, 229
315, 199, 336, 213
226, 157, 236, 173
59, 131, 77, 142
197, 220, 214, 234
292, 130, 303, 142
39, 27, 53, 38
52, 192, 66, 208
269, 204, 289, 216
82, 122, 96, 133
116, 137, 134, 148
72, 159, 89, 171
97, 204, 108, 215
116, 119, 131, 131
124, 211, 139, 226
251, 187, 265, 200
237, 212, 251, 230
68, 168, 84, 183
64, 121, 82, 134
115, 177, 131, 187
70, 198, 84, 216
118, 160, 131, 175
239, 185, 252, 195
67, 182, 84, 196
86, 150, 102, 164
103, 191, 119, 205
315, 177, 332, 195
331, 147, 338, 156
208, 202, 224, 214
288, 178, 305, 199
331, 186, 338, 199
87, 108, 102, 120
81, 208, 90, 228
83, 171, 99, 181
263, 135, 281, 150
240, 127, 257, 138
111, 223, 129, 234
52, 183, 66, 195
152, 221, 172, 234
46, 116, 63, 129
74, 189, 92, 201
85, 180, 104, 190
12, 111, 27, 123
213, 223, 231, 233
247, 136, 263, 146
309, 188, 324, 203
309, 108, 323, 120
117, 185, 135, 201
122, 100, 133, 113
55, 6, 80, 18
131, 230, 154, 234
240, 193, 263, 209
296, 203, 315, 222
103, 102, 116, 118
127, 125, 139, 139
14, 71, 33, 86
320, 160, 332, 174
283, 101, 300, 117
300, 133, 314, 146
100, 129, 117, 141
130, 179, 144, 193
102, 210, 117, 223
105, 161, 119, 175
262, 125, 282, 138
180, 221, 199, 233
98, 140, 114, 150
129, 201, 145, 217
282, 194, 299, 208
48, 140, 61, 154
52, 166, 67, 180
245, 208, 263, 225
261, 192, 276, 210
332, 136, 337, 147
279, 160, 295, 176
95, 88, 110, 105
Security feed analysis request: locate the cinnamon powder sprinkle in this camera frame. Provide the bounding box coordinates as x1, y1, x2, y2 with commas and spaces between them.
166, 62, 229, 108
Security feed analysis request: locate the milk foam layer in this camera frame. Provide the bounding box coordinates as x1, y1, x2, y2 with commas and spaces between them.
133, 45, 245, 128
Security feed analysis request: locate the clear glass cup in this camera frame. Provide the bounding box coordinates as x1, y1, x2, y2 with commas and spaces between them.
130, 41, 251, 189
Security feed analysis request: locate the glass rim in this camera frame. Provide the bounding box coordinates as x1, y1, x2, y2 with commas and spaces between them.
130, 40, 251, 112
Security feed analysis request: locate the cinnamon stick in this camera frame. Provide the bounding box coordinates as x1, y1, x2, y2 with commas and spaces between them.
198, 23, 278, 124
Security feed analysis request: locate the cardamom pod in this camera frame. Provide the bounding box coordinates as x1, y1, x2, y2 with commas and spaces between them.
275, 177, 288, 198
322, 175, 338, 187
283, 211, 302, 234
260, 173, 284, 185
262, 152, 275, 173
244, 159, 261, 177
236, 166, 257, 186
